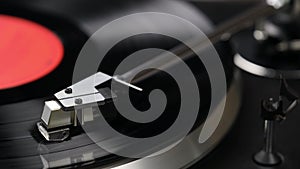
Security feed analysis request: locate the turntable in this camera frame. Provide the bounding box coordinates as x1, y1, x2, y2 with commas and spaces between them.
0, 0, 300, 169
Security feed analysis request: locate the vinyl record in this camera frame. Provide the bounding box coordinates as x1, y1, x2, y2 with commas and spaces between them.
0, 1, 237, 169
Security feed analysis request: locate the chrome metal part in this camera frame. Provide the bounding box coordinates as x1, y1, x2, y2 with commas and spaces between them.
38, 72, 140, 141
55, 72, 112, 108
234, 53, 300, 79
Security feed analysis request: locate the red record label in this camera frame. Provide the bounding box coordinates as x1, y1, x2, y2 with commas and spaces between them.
0, 15, 64, 90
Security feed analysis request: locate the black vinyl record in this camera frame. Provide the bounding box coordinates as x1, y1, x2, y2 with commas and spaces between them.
0, 1, 234, 168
